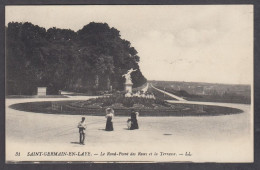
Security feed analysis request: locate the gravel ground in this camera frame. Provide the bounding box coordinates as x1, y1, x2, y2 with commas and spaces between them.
5, 96, 253, 163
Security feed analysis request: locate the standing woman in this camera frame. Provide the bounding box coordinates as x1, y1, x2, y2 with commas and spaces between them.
105, 108, 114, 131
130, 110, 139, 130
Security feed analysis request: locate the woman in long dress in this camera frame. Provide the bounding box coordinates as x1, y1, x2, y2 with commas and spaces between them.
105, 108, 114, 131
130, 110, 139, 130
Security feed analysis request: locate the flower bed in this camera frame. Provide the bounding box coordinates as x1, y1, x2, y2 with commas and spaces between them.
10, 99, 243, 117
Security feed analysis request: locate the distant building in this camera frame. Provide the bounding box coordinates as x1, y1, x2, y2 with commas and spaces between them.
37, 87, 47, 96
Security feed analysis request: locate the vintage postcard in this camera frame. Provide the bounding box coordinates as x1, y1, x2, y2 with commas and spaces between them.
5, 5, 253, 163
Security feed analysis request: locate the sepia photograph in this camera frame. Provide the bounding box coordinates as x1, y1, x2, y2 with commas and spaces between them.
5, 5, 253, 163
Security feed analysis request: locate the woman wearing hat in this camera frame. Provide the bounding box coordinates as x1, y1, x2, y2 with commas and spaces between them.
105, 108, 114, 131
129, 110, 139, 130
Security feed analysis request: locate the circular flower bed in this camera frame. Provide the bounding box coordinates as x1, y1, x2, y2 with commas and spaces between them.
9, 94, 243, 117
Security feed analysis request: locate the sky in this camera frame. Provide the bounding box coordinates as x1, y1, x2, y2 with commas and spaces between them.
5, 5, 253, 84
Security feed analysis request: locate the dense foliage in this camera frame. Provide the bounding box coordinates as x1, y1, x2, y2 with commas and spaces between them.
6, 22, 146, 95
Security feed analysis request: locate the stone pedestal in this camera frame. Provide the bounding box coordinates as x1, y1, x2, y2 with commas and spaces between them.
125, 83, 133, 93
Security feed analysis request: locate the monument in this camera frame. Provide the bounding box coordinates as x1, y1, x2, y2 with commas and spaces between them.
122, 68, 137, 93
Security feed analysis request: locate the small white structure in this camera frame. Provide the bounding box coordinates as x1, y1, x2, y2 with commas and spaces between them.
37, 87, 47, 96
125, 82, 133, 93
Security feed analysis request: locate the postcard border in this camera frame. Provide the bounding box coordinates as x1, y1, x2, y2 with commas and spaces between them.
1, 0, 260, 170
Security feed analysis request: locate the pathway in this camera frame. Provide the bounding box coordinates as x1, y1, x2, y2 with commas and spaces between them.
5, 95, 253, 163
150, 84, 187, 101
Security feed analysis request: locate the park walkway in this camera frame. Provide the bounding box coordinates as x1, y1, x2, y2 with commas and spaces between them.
5, 94, 252, 163
150, 84, 187, 101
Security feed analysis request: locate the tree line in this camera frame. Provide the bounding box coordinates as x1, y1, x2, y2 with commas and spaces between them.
6, 22, 147, 95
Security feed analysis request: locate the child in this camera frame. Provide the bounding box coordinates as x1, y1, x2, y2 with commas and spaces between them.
127, 118, 132, 130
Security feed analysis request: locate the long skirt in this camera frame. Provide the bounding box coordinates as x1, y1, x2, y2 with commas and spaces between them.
130, 119, 139, 130
105, 117, 114, 131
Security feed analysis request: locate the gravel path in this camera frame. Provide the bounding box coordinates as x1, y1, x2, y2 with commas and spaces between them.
5, 96, 253, 163
150, 84, 187, 101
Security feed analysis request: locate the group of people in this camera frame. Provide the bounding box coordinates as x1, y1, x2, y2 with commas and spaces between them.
77, 108, 139, 145
105, 108, 139, 131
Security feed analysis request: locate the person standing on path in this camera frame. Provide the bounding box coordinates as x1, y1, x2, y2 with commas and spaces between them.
105, 108, 114, 131
78, 117, 87, 145
130, 110, 139, 130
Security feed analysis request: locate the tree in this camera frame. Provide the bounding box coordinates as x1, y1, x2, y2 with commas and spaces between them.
6, 22, 147, 95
